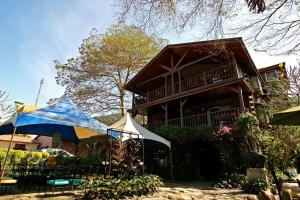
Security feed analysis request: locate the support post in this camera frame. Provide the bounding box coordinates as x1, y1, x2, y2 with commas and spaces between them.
108, 129, 113, 178
207, 110, 212, 126
237, 86, 246, 112
161, 104, 168, 126
180, 98, 188, 127
164, 76, 167, 96
171, 54, 174, 95
178, 70, 182, 92
0, 127, 17, 179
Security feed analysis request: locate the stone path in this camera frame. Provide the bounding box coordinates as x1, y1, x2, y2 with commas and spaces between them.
129, 182, 249, 200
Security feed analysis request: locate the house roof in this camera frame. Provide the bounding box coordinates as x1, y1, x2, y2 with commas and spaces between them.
125, 37, 264, 92
0, 135, 39, 144
258, 62, 286, 73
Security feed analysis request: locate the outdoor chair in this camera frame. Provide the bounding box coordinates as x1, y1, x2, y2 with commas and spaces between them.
44, 168, 72, 196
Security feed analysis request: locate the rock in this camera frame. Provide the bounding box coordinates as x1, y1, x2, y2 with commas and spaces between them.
281, 189, 293, 200
246, 195, 259, 200
167, 194, 181, 200
257, 190, 276, 200
179, 194, 192, 200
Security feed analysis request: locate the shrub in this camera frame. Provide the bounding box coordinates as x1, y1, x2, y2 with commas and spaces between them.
214, 173, 246, 189
83, 175, 163, 200
242, 179, 269, 194
155, 125, 215, 144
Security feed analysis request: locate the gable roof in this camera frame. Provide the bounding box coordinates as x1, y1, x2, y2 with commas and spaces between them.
0, 135, 39, 144
125, 37, 264, 92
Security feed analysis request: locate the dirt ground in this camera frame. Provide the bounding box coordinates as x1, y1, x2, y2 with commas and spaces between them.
0, 182, 252, 200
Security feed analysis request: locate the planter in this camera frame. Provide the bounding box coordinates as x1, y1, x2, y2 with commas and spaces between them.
246, 168, 268, 182
282, 182, 300, 198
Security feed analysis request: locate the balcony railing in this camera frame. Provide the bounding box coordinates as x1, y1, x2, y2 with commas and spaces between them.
147, 107, 241, 131
133, 65, 235, 106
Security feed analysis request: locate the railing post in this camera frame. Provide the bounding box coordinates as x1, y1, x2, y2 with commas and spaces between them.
207, 110, 212, 126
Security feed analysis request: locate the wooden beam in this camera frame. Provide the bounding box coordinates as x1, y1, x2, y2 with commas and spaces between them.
178, 52, 221, 70
229, 87, 239, 94
171, 54, 174, 94
175, 50, 189, 68
237, 86, 246, 112
178, 70, 182, 92
164, 76, 168, 96
229, 50, 239, 78
161, 104, 168, 125
136, 74, 164, 87
180, 97, 188, 127
159, 63, 171, 71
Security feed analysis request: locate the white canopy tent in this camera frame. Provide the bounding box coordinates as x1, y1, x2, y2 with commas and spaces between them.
108, 113, 172, 178
109, 113, 171, 148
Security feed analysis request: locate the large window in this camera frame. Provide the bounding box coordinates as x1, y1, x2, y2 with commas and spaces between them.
266, 71, 279, 81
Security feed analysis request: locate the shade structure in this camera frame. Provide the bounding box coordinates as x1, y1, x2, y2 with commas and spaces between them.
0, 96, 108, 142
271, 105, 300, 125
108, 113, 171, 148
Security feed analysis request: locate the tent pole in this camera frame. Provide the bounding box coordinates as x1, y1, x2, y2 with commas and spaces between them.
170, 144, 173, 180
142, 137, 145, 176
108, 129, 113, 178
0, 127, 17, 179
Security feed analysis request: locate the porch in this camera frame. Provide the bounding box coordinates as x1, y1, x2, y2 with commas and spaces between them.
147, 107, 241, 131
133, 64, 239, 107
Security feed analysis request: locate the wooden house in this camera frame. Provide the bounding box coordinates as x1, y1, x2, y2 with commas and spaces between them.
258, 63, 287, 82
125, 38, 266, 130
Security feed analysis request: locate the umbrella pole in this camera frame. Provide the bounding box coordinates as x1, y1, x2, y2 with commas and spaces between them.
108, 130, 112, 178
0, 127, 17, 179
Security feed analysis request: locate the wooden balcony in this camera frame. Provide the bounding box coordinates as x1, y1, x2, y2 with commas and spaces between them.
147, 107, 241, 131
133, 65, 236, 107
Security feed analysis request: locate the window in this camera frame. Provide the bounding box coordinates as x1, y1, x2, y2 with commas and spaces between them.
14, 143, 26, 150
266, 71, 279, 81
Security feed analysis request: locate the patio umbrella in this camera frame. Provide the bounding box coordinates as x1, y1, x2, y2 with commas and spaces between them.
0, 96, 108, 177
270, 105, 300, 125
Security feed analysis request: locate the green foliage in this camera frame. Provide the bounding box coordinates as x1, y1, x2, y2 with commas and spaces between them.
236, 112, 262, 153
83, 175, 163, 200
0, 148, 50, 174
262, 79, 291, 118
242, 179, 269, 194
236, 112, 260, 136
227, 173, 247, 186
214, 173, 246, 189
155, 125, 215, 144
261, 127, 300, 170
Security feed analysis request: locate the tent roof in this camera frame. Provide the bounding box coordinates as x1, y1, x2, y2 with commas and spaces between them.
0, 96, 108, 142
109, 113, 171, 148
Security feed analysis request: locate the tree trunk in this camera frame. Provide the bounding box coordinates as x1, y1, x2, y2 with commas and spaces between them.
120, 89, 125, 117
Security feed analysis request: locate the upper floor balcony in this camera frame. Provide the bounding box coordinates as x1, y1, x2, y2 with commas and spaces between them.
147, 107, 241, 131
133, 65, 237, 107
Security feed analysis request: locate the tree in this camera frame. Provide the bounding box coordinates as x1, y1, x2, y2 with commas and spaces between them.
116, 0, 300, 55
55, 24, 166, 116
287, 65, 300, 105
94, 113, 121, 126
0, 90, 14, 122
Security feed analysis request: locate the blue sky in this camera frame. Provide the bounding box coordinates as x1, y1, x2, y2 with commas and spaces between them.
0, 0, 297, 108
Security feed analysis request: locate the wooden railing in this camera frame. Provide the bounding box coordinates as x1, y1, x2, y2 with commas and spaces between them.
147, 107, 241, 131
134, 65, 235, 106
